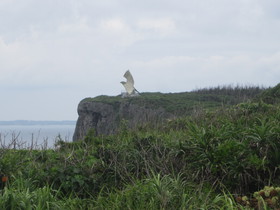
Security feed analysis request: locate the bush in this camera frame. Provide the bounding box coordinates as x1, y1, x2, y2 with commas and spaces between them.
0, 85, 279, 208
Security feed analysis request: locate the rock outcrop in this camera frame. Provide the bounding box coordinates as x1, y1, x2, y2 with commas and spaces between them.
73, 96, 174, 141
73, 86, 266, 141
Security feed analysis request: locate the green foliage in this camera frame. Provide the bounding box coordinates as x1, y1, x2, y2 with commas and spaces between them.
94, 174, 241, 210
0, 176, 93, 209
257, 83, 280, 104
1, 84, 280, 208
83, 85, 265, 115
236, 186, 280, 209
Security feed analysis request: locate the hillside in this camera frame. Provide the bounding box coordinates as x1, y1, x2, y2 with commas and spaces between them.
1, 84, 279, 209
83, 85, 264, 114
257, 83, 280, 104
73, 85, 264, 141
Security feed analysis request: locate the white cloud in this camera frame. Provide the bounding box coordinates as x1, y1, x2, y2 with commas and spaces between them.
100, 18, 127, 31
133, 52, 280, 92
137, 18, 176, 35
0, 0, 280, 120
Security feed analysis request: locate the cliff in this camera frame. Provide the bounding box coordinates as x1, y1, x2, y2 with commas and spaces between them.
73, 94, 174, 141
73, 88, 265, 141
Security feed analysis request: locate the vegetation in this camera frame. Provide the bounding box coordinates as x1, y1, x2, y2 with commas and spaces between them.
0, 84, 279, 209
257, 83, 280, 104
83, 85, 265, 115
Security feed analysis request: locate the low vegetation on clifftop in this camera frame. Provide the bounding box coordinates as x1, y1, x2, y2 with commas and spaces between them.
83, 85, 265, 115
73, 85, 266, 141
0, 84, 279, 209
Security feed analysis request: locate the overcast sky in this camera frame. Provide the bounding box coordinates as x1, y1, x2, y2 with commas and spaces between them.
0, 0, 279, 120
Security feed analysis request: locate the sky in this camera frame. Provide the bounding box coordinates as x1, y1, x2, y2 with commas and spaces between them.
0, 0, 280, 121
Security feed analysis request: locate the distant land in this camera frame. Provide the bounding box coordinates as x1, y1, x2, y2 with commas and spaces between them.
0, 120, 76, 126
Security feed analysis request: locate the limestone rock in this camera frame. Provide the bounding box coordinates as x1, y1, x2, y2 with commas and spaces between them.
73, 97, 173, 141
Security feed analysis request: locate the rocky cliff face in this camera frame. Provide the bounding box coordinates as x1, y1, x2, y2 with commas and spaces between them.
72, 86, 264, 141
73, 97, 174, 141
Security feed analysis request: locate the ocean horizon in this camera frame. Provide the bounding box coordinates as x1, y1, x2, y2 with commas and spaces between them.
0, 121, 76, 149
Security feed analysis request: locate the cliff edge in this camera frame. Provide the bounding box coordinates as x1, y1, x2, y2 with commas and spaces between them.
73, 94, 174, 141
73, 88, 265, 141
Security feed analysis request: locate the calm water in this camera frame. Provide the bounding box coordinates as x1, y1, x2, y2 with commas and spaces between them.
0, 124, 76, 149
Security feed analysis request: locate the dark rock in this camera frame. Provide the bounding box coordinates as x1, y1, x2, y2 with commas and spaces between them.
73, 98, 174, 141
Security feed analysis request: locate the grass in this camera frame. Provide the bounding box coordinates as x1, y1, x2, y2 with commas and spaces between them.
0, 84, 279, 209
82, 85, 264, 115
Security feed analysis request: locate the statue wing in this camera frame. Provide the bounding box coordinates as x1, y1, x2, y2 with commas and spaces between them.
124, 70, 134, 86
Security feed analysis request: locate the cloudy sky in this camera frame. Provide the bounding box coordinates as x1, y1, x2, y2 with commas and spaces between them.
0, 0, 279, 121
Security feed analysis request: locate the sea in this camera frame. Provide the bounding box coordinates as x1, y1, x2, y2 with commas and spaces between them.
0, 121, 76, 149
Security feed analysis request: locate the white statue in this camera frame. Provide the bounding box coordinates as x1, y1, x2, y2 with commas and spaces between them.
121, 70, 140, 97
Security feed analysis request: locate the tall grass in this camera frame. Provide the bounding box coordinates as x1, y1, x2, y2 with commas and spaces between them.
0, 84, 279, 209
93, 173, 243, 210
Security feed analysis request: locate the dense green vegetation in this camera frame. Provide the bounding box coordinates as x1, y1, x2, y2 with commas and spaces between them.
84, 85, 264, 115
0, 84, 279, 209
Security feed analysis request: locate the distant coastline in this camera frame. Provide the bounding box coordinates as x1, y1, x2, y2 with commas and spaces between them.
0, 120, 76, 126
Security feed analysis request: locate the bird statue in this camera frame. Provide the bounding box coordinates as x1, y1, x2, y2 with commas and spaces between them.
121, 70, 140, 97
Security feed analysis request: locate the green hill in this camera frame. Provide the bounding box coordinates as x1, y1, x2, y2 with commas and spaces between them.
84, 85, 264, 115
1, 84, 279, 209
257, 83, 280, 104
